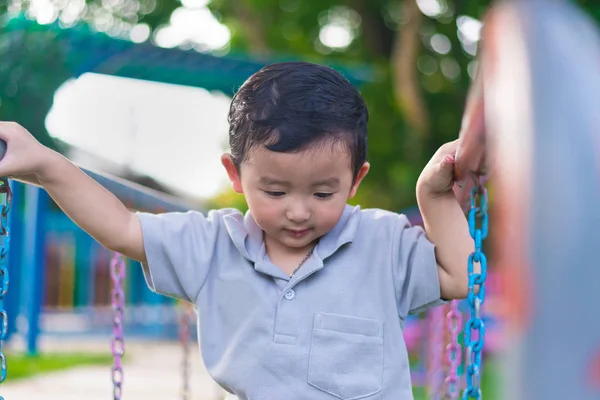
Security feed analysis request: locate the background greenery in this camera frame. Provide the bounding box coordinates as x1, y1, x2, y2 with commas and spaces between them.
1, 0, 599, 212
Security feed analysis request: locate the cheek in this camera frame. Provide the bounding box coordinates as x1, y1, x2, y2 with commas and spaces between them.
246, 192, 282, 224
314, 199, 347, 229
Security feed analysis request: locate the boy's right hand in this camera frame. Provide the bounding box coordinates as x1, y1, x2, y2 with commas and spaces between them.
0, 121, 56, 179
0, 121, 145, 262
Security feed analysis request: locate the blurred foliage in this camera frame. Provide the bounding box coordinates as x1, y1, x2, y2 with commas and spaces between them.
207, 0, 491, 210
0, 0, 600, 210
205, 0, 600, 210
0, 22, 71, 150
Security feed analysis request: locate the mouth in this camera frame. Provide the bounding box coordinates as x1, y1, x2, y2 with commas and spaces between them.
285, 228, 311, 238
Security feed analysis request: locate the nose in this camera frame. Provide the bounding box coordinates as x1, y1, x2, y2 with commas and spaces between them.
286, 199, 310, 223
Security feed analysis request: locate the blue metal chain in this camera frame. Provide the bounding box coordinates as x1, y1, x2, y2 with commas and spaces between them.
0, 178, 12, 400
462, 185, 488, 400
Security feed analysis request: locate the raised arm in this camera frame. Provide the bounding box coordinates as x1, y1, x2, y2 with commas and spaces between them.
416, 140, 474, 300
0, 121, 146, 262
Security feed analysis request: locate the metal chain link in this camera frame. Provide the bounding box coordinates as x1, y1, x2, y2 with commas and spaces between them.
427, 305, 446, 400
445, 299, 463, 399
179, 304, 192, 400
0, 179, 11, 400
462, 186, 488, 400
110, 253, 126, 400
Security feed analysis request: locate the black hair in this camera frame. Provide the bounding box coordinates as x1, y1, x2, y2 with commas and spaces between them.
227, 61, 368, 180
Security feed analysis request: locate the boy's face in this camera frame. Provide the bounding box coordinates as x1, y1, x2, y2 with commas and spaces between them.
222, 142, 369, 253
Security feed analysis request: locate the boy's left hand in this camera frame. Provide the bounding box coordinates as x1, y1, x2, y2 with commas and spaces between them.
416, 140, 459, 198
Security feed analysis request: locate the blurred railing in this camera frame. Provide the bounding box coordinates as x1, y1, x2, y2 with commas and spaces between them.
7, 167, 202, 354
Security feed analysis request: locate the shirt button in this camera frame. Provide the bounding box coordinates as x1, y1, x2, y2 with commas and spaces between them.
284, 289, 296, 300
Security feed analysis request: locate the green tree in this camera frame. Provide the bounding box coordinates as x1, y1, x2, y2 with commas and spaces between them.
0, 0, 181, 151
2, 0, 600, 210
205, 0, 600, 210
0, 0, 491, 209
0, 27, 71, 150
206, 0, 491, 210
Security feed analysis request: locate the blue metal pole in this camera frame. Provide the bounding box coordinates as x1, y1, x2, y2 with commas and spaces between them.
74, 231, 92, 310
82, 233, 97, 311
22, 186, 48, 355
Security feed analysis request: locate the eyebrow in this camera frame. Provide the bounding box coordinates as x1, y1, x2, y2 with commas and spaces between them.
258, 177, 340, 187
259, 177, 289, 186
312, 178, 341, 187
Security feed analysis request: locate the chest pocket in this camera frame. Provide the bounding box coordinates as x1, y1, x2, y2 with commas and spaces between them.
308, 312, 384, 400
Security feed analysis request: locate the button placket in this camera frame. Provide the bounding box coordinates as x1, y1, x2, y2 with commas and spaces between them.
272, 258, 323, 343
273, 283, 301, 343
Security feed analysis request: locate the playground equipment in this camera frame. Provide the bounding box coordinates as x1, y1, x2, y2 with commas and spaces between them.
0, 166, 199, 400
109, 253, 125, 400
411, 0, 600, 399
452, 0, 600, 399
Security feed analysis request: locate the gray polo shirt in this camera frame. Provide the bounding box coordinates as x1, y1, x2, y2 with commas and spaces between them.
139, 204, 442, 400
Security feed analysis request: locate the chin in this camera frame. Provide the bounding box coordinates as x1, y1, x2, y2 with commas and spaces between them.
283, 239, 312, 248
282, 236, 317, 249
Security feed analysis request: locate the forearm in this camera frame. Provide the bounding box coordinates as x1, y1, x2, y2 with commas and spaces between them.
417, 190, 473, 299
37, 151, 144, 261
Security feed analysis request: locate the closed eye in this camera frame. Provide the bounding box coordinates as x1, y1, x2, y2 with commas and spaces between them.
314, 193, 333, 199
263, 190, 286, 197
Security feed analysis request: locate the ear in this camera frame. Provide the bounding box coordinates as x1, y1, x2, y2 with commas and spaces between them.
221, 153, 244, 193
348, 162, 370, 199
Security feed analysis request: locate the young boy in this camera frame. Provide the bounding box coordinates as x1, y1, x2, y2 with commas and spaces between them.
0, 61, 472, 399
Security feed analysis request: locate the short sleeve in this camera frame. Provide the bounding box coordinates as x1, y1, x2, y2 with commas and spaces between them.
392, 215, 443, 317
137, 210, 222, 303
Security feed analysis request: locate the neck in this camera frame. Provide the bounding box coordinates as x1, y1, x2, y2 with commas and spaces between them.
263, 234, 318, 275
263, 233, 316, 257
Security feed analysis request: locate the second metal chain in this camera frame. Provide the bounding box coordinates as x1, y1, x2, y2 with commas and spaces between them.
446, 299, 462, 399
110, 253, 126, 400
180, 303, 193, 400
